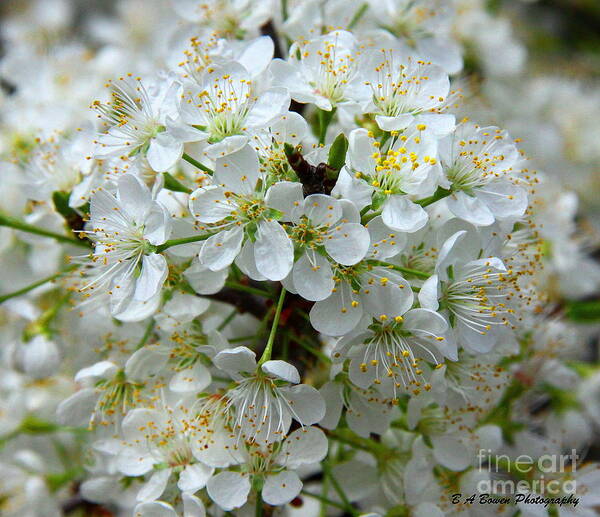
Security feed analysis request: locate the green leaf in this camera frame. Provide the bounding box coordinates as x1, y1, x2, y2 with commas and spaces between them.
163, 172, 192, 194
327, 133, 349, 171
566, 299, 600, 322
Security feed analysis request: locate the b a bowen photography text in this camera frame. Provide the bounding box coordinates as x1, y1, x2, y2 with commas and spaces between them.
451, 449, 589, 511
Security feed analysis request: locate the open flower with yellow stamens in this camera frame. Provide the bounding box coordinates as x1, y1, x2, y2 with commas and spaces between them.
439, 122, 528, 227
270, 30, 360, 111
349, 45, 455, 134
189, 145, 294, 281
419, 229, 518, 354
93, 74, 184, 172
212, 346, 325, 445
179, 60, 290, 158
336, 124, 443, 232
73, 174, 171, 322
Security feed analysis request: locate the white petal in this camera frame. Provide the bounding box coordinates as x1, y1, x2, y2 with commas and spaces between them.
375, 114, 413, 131
262, 471, 302, 506
382, 196, 428, 233
235, 238, 267, 281
332, 166, 374, 211
147, 133, 183, 172
213, 346, 257, 377
282, 384, 326, 426
348, 128, 376, 173
117, 446, 155, 476
214, 145, 259, 195
431, 435, 470, 471
325, 222, 370, 265
121, 408, 168, 443
80, 477, 119, 504
477, 182, 528, 220
137, 468, 171, 502
112, 291, 162, 322
74, 360, 118, 383
261, 360, 300, 384
125, 346, 169, 382
178, 463, 213, 493
56, 388, 97, 427
184, 259, 228, 295
269, 59, 314, 102
303, 194, 342, 226
22, 335, 60, 379
205, 134, 248, 159
134, 501, 178, 517
238, 36, 274, 77
446, 191, 494, 226
310, 284, 362, 336
361, 269, 414, 320
169, 363, 212, 393
118, 174, 152, 224
189, 186, 235, 223
134, 254, 168, 302
246, 88, 290, 127
276, 427, 329, 468
318, 382, 344, 430
254, 220, 293, 281
292, 251, 334, 302
402, 308, 447, 336
206, 471, 251, 511
162, 294, 210, 322
265, 181, 304, 222
199, 226, 244, 271
418, 274, 439, 310
365, 216, 407, 260
414, 503, 445, 517
182, 493, 206, 517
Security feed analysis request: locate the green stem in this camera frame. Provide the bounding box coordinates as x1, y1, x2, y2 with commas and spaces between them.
255, 490, 264, 517
317, 108, 336, 145
258, 287, 286, 365
224, 281, 274, 299
155, 232, 218, 253
217, 309, 238, 331
136, 318, 155, 349
361, 208, 382, 224
323, 462, 355, 515
0, 266, 77, 304
348, 2, 369, 29
416, 187, 452, 208
295, 335, 331, 364
368, 260, 430, 280
182, 153, 213, 174
301, 491, 355, 513
163, 172, 192, 194
0, 213, 89, 248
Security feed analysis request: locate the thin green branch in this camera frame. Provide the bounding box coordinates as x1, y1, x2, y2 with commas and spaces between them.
0, 265, 77, 304
0, 213, 89, 248
323, 462, 355, 515
136, 318, 155, 349
155, 231, 218, 253
182, 153, 213, 174
301, 491, 355, 513
368, 260, 430, 279
348, 3, 369, 29
258, 287, 286, 365
317, 108, 336, 145
217, 308, 238, 331
416, 187, 452, 207
224, 281, 274, 299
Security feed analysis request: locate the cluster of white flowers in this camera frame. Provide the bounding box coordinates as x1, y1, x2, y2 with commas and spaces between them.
1, 1, 600, 517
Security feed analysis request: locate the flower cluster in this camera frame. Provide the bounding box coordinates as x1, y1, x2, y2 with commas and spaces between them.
1, 1, 600, 517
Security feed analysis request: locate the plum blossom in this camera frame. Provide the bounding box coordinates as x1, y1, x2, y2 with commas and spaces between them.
74, 174, 171, 321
